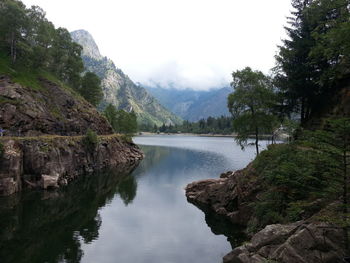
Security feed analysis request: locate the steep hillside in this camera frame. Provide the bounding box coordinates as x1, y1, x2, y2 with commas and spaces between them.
0, 73, 143, 196
144, 84, 231, 121
0, 75, 112, 136
71, 30, 182, 126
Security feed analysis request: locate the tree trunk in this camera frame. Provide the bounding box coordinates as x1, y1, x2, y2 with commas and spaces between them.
10, 31, 17, 64
343, 146, 349, 256
301, 97, 305, 126
10, 32, 14, 63
255, 126, 259, 156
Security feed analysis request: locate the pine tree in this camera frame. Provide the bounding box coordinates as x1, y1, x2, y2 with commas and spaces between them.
80, 72, 103, 107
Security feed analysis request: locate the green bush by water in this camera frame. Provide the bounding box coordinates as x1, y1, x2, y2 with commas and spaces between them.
82, 129, 99, 152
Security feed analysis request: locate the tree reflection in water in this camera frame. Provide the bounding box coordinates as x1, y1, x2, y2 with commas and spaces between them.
0, 163, 139, 263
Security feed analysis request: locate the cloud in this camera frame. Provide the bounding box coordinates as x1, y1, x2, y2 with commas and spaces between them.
21, 0, 292, 90
135, 60, 229, 90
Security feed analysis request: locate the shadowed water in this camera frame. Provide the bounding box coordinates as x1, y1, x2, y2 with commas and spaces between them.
0, 135, 263, 263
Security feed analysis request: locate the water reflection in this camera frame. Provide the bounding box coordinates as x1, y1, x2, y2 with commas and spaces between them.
0, 164, 139, 263
79, 143, 249, 263
0, 136, 260, 263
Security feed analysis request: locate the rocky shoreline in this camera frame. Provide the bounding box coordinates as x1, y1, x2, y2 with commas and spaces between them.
0, 135, 143, 196
185, 166, 345, 263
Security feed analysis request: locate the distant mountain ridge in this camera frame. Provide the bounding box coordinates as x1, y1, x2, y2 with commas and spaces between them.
71, 30, 182, 126
144, 84, 232, 122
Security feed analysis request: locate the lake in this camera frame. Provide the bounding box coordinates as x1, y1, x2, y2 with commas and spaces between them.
0, 135, 263, 263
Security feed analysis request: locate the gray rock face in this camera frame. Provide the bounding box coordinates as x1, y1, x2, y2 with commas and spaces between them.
69, 29, 102, 60
185, 165, 345, 263
185, 164, 261, 226
223, 222, 344, 263
0, 75, 113, 136
71, 30, 182, 126
0, 136, 143, 196
0, 140, 22, 196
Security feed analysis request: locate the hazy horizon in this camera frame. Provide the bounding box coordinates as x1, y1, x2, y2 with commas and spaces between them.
21, 0, 293, 90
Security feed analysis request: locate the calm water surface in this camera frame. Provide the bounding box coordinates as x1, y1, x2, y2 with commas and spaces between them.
0, 135, 263, 263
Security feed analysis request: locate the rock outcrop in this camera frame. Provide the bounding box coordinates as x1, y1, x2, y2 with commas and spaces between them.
185, 165, 346, 263
0, 135, 143, 196
223, 222, 344, 263
0, 75, 113, 136
186, 164, 261, 226
71, 29, 182, 126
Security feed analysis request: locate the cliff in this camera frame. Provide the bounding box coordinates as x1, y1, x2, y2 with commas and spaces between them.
186, 160, 345, 262
71, 30, 182, 126
0, 73, 144, 196
0, 134, 143, 196
0, 75, 112, 136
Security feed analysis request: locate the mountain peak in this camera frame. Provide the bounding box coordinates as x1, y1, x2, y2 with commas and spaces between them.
71, 29, 102, 60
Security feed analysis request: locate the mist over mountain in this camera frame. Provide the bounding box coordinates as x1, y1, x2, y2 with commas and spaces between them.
71, 30, 182, 126
144, 83, 232, 122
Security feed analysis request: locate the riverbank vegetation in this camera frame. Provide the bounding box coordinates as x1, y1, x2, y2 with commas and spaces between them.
225, 0, 350, 255
0, 0, 103, 107
140, 116, 233, 134
104, 104, 138, 135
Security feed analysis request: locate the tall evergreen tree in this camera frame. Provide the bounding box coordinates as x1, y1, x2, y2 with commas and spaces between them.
275, 0, 350, 126
104, 104, 118, 132
80, 72, 103, 107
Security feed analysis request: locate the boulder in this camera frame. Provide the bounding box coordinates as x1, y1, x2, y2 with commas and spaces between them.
185, 164, 261, 226
223, 222, 345, 263
40, 174, 59, 190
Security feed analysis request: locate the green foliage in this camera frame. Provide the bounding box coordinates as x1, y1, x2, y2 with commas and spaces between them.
140, 115, 233, 134
228, 67, 278, 155
252, 141, 339, 229
0, 0, 106, 107
80, 72, 103, 106
104, 105, 138, 134
104, 103, 118, 131
82, 129, 99, 152
250, 118, 350, 230
0, 1, 84, 88
274, 0, 350, 125
115, 110, 138, 134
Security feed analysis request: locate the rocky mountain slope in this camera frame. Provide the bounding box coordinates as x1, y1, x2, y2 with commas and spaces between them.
71, 30, 182, 126
0, 73, 143, 196
0, 75, 112, 136
144, 84, 231, 122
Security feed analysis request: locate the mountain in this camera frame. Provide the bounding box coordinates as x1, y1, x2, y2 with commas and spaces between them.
70, 30, 182, 126
143, 84, 232, 122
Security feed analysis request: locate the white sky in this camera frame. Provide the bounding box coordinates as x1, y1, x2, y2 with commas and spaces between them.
21, 0, 292, 90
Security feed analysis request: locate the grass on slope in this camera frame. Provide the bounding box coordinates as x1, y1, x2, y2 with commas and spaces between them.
0, 54, 83, 101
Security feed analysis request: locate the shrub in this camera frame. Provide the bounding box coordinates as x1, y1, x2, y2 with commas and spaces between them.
251, 143, 338, 228
82, 129, 99, 152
